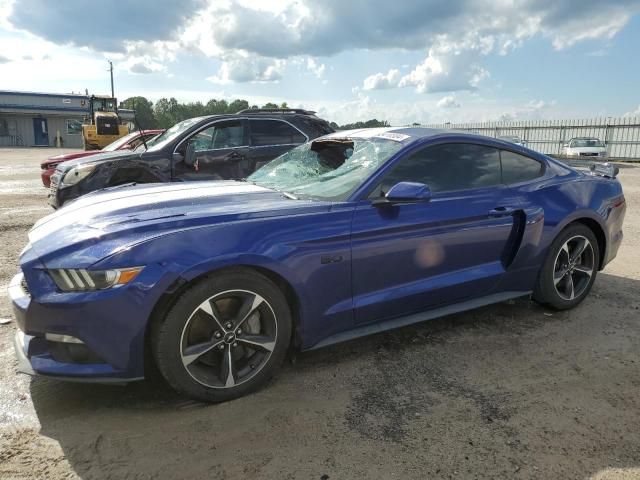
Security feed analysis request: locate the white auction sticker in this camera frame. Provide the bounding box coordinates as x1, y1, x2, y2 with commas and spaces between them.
375, 132, 411, 142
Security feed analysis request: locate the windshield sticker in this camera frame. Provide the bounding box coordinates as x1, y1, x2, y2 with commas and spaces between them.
374, 132, 411, 142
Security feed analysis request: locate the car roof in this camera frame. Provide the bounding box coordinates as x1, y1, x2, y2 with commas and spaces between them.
320, 126, 492, 145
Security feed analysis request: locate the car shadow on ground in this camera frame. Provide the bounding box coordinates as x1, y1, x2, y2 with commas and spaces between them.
28, 272, 640, 479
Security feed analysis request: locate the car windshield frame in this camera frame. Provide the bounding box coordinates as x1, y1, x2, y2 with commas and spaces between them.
247, 136, 405, 202
145, 117, 209, 152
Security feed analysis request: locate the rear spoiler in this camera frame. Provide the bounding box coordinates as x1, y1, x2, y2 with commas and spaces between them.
589, 162, 619, 179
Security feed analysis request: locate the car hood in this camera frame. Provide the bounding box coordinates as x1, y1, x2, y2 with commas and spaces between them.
54, 150, 140, 171
43, 150, 101, 165
27, 181, 332, 264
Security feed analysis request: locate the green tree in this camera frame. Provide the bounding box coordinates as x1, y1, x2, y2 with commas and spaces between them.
205, 99, 229, 115
227, 99, 249, 113
119, 96, 157, 129
262, 102, 279, 109
153, 97, 181, 128
337, 119, 390, 130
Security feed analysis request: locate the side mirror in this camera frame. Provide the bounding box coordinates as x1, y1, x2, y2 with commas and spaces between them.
372, 182, 431, 206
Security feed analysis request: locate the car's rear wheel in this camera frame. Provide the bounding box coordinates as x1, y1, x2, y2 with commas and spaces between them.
534, 224, 599, 310
152, 269, 292, 402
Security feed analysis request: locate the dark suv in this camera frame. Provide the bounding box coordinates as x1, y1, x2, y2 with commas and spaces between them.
49, 109, 334, 208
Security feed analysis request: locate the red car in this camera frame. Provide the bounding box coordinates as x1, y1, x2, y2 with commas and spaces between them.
40, 129, 163, 187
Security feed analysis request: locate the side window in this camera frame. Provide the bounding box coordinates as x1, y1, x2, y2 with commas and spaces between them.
188, 121, 245, 152
500, 150, 544, 184
372, 143, 501, 196
127, 137, 145, 150
250, 119, 306, 146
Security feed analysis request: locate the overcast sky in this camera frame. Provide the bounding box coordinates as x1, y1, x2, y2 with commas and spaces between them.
1, 0, 639, 125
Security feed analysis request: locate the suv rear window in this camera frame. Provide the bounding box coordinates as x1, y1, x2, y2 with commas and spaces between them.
250, 119, 307, 146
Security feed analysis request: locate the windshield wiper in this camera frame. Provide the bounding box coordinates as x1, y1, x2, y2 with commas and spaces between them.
281, 191, 298, 200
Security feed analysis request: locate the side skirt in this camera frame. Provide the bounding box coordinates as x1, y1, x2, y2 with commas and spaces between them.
306, 291, 531, 351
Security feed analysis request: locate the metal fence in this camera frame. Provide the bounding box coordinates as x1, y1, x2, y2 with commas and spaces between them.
419, 117, 640, 160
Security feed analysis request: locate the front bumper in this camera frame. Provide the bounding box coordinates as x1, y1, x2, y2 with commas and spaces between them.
41, 167, 54, 188
8, 268, 165, 383
48, 175, 61, 208
13, 330, 36, 376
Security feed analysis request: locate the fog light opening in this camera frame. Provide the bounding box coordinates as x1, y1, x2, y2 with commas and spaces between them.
45, 333, 84, 344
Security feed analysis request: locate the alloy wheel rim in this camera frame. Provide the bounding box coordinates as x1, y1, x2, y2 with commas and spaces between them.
552, 235, 595, 301
180, 289, 277, 389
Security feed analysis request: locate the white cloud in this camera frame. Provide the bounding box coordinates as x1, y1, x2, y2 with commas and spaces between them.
398, 41, 490, 93
127, 60, 166, 75
624, 105, 640, 117
306, 57, 325, 78
437, 95, 461, 109
363, 69, 400, 90
208, 53, 285, 84
3, 0, 638, 88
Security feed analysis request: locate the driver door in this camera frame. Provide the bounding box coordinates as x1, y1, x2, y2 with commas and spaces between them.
351, 142, 521, 325
173, 119, 250, 181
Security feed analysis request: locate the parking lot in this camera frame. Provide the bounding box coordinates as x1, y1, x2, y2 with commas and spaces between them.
0, 148, 639, 479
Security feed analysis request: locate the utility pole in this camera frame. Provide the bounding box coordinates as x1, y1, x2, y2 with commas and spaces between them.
108, 60, 114, 98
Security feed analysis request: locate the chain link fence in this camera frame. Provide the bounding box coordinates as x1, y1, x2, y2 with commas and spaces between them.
419, 117, 640, 160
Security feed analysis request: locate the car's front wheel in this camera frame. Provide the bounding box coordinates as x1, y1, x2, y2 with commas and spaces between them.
152, 269, 292, 402
534, 224, 600, 310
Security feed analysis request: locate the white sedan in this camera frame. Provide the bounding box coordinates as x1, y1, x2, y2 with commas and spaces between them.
562, 137, 607, 158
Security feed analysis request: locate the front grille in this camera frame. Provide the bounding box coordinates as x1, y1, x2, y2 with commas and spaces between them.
579, 152, 598, 157
96, 117, 119, 135
20, 276, 31, 297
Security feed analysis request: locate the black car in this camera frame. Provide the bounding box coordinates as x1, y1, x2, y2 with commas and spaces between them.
49, 109, 334, 208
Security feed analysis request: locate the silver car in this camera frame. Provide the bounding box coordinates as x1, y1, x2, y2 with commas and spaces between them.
563, 137, 607, 158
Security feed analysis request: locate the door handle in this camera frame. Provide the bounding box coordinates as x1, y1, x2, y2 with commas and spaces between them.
488, 206, 516, 218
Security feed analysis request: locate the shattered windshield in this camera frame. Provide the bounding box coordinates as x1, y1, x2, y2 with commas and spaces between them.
248, 137, 404, 201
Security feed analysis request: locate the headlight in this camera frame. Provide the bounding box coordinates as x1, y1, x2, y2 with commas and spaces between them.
49, 267, 143, 292
599, 151, 607, 157
61, 164, 96, 186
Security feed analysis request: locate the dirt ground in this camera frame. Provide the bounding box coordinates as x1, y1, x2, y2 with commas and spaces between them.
0, 148, 639, 480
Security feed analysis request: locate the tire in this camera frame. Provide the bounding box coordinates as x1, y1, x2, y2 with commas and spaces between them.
151, 268, 292, 402
533, 223, 600, 310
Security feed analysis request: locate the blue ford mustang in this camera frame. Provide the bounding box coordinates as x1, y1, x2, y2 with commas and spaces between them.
10, 127, 626, 402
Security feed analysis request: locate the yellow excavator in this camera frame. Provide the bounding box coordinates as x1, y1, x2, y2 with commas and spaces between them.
82, 95, 129, 150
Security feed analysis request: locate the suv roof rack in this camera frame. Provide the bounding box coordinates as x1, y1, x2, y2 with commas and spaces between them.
236, 108, 316, 116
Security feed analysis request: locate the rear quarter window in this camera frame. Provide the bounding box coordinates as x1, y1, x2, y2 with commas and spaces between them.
250, 119, 307, 146
500, 150, 545, 184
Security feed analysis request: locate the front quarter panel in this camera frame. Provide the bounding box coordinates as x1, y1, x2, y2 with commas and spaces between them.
57, 152, 171, 205
92, 204, 356, 349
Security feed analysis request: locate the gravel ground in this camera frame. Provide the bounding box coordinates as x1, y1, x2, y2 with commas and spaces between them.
0, 148, 639, 480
